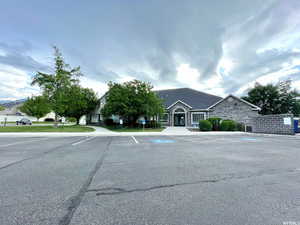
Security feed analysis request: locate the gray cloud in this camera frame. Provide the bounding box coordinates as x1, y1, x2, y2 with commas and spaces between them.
1, 0, 300, 100
0, 42, 49, 72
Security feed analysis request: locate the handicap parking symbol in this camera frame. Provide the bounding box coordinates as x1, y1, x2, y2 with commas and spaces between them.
151, 139, 175, 144
241, 137, 257, 141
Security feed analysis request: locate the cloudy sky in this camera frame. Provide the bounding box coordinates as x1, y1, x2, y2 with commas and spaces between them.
1, 0, 300, 100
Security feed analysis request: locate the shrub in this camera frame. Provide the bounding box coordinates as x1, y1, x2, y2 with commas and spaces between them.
207, 117, 221, 131
44, 118, 54, 122
199, 120, 212, 131
67, 117, 77, 123
104, 118, 115, 126
149, 120, 161, 128
236, 122, 245, 132
145, 120, 162, 128
220, 120, 237, 131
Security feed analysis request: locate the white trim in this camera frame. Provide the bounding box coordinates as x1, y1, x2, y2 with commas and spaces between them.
191, 112, 206, 125
207, 95, 261, 110
167, 100, 192, 109
190, 109, 210, 111
172, 106, 187, 113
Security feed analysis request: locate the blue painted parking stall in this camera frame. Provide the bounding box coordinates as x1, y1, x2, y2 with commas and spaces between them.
151, 139, 175, 144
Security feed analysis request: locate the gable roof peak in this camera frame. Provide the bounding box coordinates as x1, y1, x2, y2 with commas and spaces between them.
207, 94, 261, 110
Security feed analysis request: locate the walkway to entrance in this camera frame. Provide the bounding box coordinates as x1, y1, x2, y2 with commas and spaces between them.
162, 126, 191, 134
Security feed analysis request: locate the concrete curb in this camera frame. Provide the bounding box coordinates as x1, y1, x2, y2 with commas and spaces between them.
0, 131, 257, 137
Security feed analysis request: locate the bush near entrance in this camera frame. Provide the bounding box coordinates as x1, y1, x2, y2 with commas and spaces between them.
198, 119, 241, 132
236, 122, 245, 132
207, 117, 221, 131
220, 120, 237, 131
199, 120, 213, 131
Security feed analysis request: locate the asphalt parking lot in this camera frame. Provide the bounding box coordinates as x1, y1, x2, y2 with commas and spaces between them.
0, 134, 300, 225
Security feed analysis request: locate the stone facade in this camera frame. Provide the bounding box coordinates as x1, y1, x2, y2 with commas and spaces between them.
88, 91, 261, 128
251, 114, 295, 135
209, 96, 259, 125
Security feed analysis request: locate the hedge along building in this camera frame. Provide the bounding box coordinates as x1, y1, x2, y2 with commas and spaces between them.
88, 87, 261, 127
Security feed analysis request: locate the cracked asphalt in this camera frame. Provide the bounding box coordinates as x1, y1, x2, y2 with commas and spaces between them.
0, 134, 300, 225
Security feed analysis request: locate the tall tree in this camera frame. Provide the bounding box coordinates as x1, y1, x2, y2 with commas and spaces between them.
242, 81, 300, 115
19, 96, 51, 121
278, 80, 299, 115
31, 46, 81, 123
55, 85, 98, 125
101, 80, 164, 126
0, 105, 5, 111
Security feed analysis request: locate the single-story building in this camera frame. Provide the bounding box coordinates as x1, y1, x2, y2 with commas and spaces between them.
0, 100, 60, 123
87, 88, 261, 127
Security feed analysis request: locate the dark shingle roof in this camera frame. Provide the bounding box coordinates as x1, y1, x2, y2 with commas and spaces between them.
155, 88, 222, 109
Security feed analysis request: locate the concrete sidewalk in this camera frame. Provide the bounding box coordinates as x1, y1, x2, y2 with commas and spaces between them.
162, 126, 192, 135
0, 125, 298, 137
0, 131, 247, 137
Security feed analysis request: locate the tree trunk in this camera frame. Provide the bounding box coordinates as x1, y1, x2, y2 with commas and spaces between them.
76, 117, 80, 125
54, 113, 58, 128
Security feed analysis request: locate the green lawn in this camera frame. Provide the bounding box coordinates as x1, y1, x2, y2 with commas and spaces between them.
0, 125, 95, 132
4, 121, 69, 124
104, 126, 165, 132
32, 121, 63, 124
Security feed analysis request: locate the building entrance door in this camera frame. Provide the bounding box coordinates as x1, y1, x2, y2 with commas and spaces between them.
174, 113, 185, 126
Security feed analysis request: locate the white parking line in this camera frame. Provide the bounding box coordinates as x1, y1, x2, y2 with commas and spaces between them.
72, 136, 96, 146
0, 138, 49, 148
131, 136, 139, 144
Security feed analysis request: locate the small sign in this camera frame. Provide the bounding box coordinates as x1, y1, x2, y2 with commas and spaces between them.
283, 117, 291, 125
119, 119, 123, 125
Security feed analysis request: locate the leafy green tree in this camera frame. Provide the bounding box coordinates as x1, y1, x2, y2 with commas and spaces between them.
278, 80, 300, 116
0, 105, 5, 111
31, 46, 81, 123
19, 96, 51, 121
242, 81, 300, 115
101, 80, 164, 126
55, 85, 98, 125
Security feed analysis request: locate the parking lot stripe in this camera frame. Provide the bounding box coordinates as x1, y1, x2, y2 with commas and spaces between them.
0, 138, 49, 148
71, 136, 96, 146
131, 136, 139, 144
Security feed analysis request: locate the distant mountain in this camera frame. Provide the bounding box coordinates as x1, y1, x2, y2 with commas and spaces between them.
0, 99, 26, 108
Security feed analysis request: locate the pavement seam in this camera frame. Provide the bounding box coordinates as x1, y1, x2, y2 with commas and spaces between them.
59, 136, 113, 225
87, 168, 300, 196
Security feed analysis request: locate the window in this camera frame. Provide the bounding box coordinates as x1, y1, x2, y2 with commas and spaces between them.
191, 112, 205, 124
174, 108, 185, 113
160, 113, 169, 122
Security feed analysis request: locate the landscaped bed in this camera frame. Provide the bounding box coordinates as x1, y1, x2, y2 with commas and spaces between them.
0, 125, 95, 132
